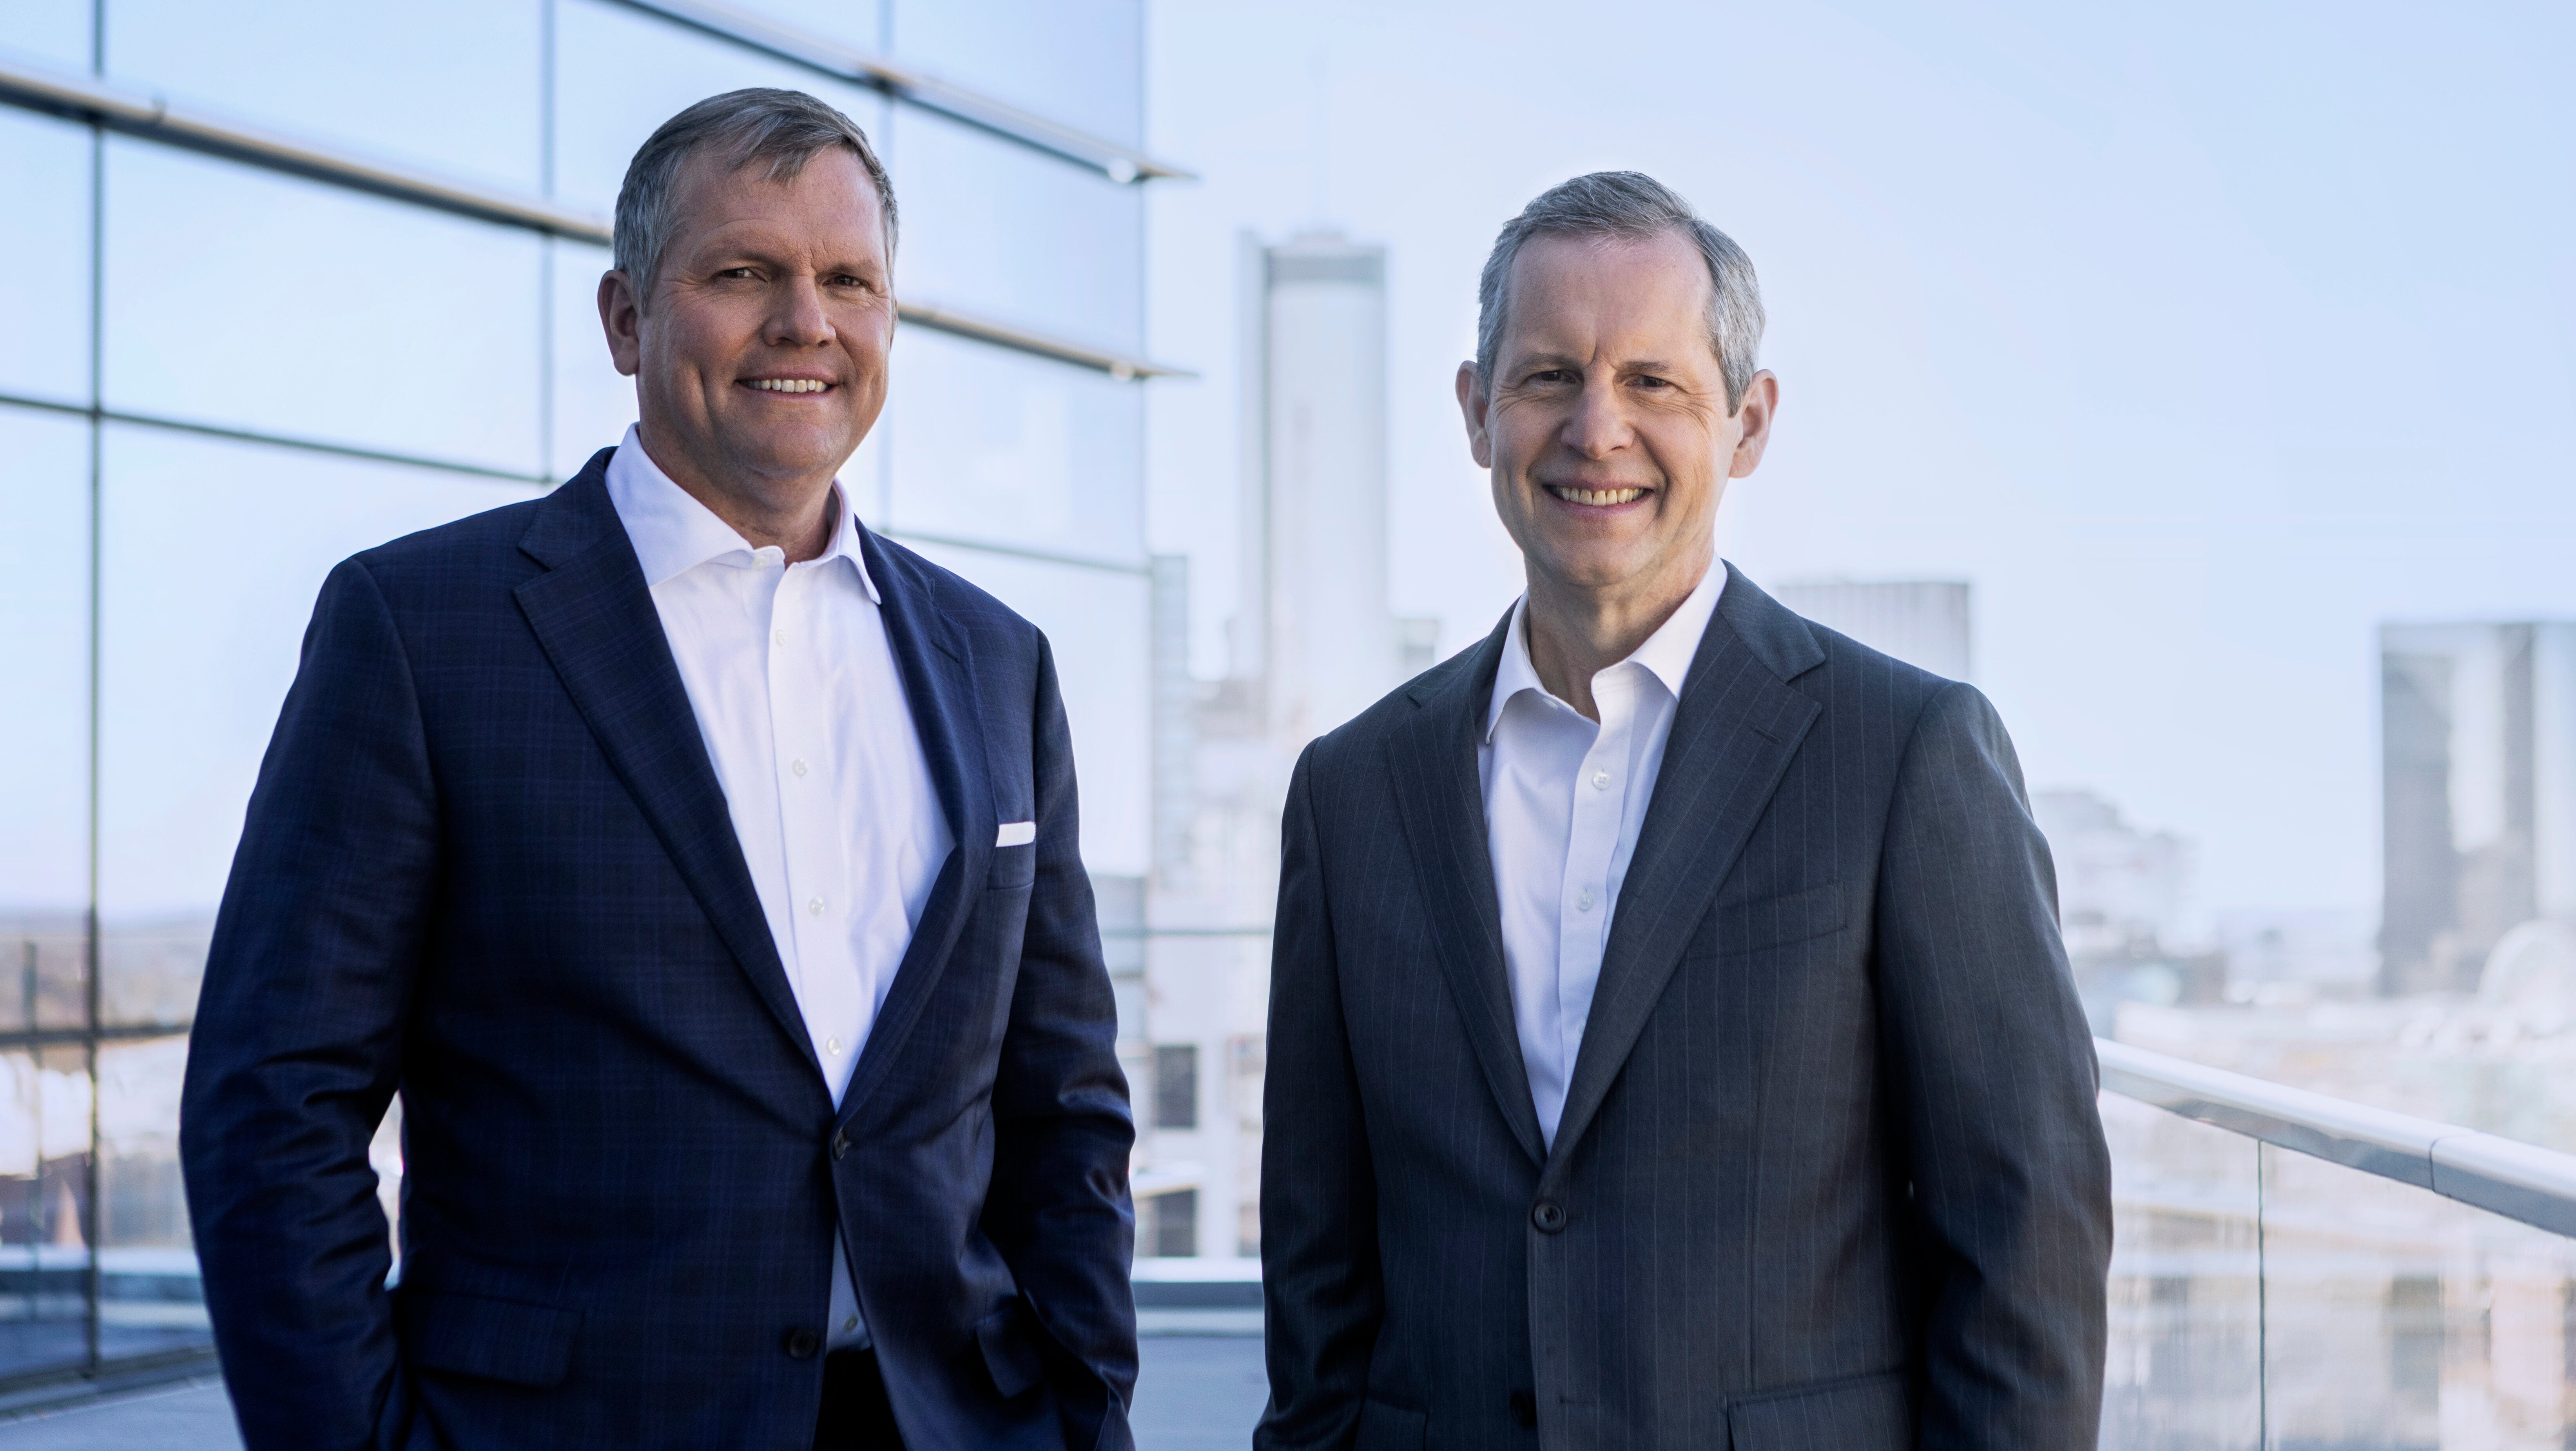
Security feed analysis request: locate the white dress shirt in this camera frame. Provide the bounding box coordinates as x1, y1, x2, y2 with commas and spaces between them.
605, 425, 952, 1350
1479, 563, 1726, 1148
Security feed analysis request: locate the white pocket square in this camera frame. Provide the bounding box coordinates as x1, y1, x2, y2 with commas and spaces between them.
995, 821, 1035, 847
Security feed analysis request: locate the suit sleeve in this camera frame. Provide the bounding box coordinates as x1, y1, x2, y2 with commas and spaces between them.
179, 558, 434, 1451
1873, 682, 2111, 1451
1254, 744, 1381, 1451
979, 632, 1140, 1420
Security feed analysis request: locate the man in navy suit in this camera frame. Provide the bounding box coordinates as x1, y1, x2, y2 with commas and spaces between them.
179, 89, 1135, 1449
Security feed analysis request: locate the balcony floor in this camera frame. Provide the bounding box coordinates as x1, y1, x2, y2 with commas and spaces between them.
0, 1336, 1269, 1449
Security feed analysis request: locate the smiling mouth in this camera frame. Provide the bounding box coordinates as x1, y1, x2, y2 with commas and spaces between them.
742, 378, 834, 394
1545, 484, 1648, 507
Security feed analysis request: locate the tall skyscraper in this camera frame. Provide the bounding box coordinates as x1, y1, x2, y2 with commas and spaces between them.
2379, 622, 2576, 995
1772, 579, 1973, 681
1137, 229, 1422, 1257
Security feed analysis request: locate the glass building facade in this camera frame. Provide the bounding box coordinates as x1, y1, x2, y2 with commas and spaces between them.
0, 0, 1164, 1390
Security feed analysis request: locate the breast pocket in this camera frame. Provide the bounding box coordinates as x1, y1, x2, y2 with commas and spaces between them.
1692, 880, 1847, 958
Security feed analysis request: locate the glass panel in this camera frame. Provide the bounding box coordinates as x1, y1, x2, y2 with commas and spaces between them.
102, 140, 544, 478
0, 107, 92, 408
552, 0, 887, 219
98, 1035, 206, 1357
549, 237, 634, 480
883, 330, 1142, 567
890, 0, 1140, 148
2256, 1143, 2576, 1449
2096, 1093, 2261, 1450
0, 406, 92, 1035
896, 543, 1149, 878
0, 1048, 89, 1379
887, 106, 1142, 354
0, 0, 91, 73
96, 424, 543, 1028
723, 0, 883, 55
105, 0, 542, 195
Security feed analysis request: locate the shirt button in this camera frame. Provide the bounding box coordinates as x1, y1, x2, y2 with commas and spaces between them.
808, 897, 825, 916
773, 628, 787, 646
825, 1036, 843, 1055
842, 1315, 859, 1333
1577, 889, 1596, 912
1592, 770, 1611, 790
792, 758, 809, 777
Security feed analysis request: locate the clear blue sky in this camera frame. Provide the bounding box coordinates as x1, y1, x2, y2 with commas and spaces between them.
1141, 0, 2576, 916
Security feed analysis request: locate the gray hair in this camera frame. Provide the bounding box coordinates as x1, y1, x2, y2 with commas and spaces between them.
1474, 171, 1765, 412
613, 88, 897, 305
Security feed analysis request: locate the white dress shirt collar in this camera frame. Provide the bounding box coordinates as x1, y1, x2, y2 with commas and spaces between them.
604, 424, 880, 605
1484, 559, 1728, 741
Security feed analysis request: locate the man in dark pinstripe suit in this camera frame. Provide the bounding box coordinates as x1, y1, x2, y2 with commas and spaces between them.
1258, 172, 2111, 1450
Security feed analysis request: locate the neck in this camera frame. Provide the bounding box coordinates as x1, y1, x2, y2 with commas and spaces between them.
636, 418, 838, 563
1522, 552, 1713, 722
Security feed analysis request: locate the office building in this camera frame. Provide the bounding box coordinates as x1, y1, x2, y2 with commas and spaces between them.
1771, 578, 1972, 682
0, 0, 1177, 1386
1136, 229, 1424, 1259
2380, 622, 2576, 996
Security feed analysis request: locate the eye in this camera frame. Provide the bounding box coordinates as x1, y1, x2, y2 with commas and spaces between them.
1528, 368, 1576, 385
1632, 374, 1673, 390
716, 266, 758, 280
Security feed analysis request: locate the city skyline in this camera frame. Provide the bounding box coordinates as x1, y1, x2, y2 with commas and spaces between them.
1142, 0, 2576, 919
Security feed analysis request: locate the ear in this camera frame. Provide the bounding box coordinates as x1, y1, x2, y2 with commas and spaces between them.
1726, 370, 1778, 478
599, 270, 643, 379
1455, 361, 1494, 470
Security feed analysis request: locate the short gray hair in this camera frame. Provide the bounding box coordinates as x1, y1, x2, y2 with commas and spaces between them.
1474, 171, 1764, 412
613, 88, 897, 305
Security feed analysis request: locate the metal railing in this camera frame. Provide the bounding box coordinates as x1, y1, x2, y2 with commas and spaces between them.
0, 56, 1195, 383
2098, 1037, 2576, 1237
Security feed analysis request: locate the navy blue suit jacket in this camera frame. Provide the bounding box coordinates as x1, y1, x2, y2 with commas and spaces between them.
179, 450, 1137, 1450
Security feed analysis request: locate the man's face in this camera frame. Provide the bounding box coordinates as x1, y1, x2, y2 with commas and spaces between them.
602, 147, 894, 499
1457, 230, 1774, 605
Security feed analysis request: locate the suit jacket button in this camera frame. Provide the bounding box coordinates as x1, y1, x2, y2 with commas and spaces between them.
830, 1130, 850, 1161
1530, 1200, 1566, 1233
784, 1328, 821, 1360
1508, 1389, 1537, 1427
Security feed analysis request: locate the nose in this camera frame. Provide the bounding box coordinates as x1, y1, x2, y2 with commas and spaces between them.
765, 273, 834, 348
1559, 372, 1630, 460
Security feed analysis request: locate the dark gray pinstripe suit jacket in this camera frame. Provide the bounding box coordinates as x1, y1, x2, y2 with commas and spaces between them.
1258, 566, 2110, 1451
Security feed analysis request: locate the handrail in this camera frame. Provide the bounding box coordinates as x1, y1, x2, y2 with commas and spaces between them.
0, 57, 1192, 383
2097, 1037, 2576, 1239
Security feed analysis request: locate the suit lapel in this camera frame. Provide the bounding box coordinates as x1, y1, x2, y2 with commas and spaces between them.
1543, 569, 1825, 1178
511, 465, 818, 1072
834, 526, 994, 1128
1387, 614, 1548, 1168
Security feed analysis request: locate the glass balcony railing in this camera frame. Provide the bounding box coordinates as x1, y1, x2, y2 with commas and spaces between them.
2101, 1038, 2576, 1450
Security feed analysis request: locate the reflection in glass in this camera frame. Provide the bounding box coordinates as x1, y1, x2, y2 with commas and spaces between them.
105, 0, 543, 196
890, 0, 1140, 147
103, 140, 544, 477
898, 542, 1149, 878
2097, 1094, 2260, 1451
0, 1048, 91, 1378
0, 407, 91, 1035
552, 0, 885, 218
887, 107, 1142, 354
0, 1, 91, 73
0, 109, 91, 409
97, 424, 542, 1027
883, 330, 1142, 568
98, 1036, 206, 1356
718, 0, 883, 56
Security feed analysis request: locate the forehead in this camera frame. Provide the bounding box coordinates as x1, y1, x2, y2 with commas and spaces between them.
1501, 229, 1713, 360
667, 145, 886, 254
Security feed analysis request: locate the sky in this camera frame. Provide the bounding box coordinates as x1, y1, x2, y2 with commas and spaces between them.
1138, 0, 2576, 918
